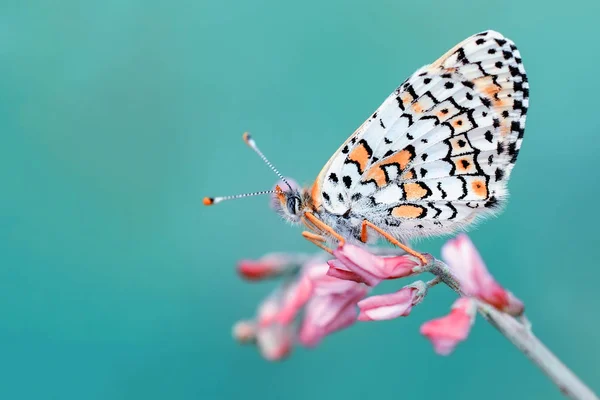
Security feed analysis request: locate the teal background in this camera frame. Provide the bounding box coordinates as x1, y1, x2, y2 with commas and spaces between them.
1, 0, 599, 399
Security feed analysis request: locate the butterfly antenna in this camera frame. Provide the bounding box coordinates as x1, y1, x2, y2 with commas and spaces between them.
242, 132, 293, 191
203, 189, 280, 206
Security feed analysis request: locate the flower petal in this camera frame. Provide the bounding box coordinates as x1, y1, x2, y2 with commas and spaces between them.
333, 244, 418, 285
357, 287, 417, 321
298, 285, 366, 347
256, 324, 292, 361
232, 320, 256, 343
237, 253, 293, 281
442, 234, 524, 315
332, 245, 383, 286
420, 297, 476, 355
276, 276, 314, 324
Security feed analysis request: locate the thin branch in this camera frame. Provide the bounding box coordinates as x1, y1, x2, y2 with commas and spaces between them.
429, 258, 599, 400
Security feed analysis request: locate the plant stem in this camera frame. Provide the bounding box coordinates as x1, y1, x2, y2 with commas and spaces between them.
430, 259, 599, 400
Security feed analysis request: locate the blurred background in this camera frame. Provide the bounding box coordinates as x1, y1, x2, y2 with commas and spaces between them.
1, 0, 599, 399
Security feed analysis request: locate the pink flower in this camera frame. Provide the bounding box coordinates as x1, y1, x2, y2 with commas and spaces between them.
275, 261, 362, 324
237, 253, 295, 281
420, 297, 476, 355
232, 320, 256, 343
442, 234, 524, 316
233, 252, 369, 360
357, 286, 420, 321
299, 284, 368, 347
257, 292, 284, 327
234, 305, 293, 361
256, 324, 293, 361
275, 274, 314, 324
329, 244, 420, 286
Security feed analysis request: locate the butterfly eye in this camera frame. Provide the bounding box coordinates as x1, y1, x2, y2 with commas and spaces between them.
287, 196, 300, 215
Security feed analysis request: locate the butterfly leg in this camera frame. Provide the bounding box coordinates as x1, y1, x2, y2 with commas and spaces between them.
361, 220, 428, 265
303, 212, 345, 245
301, 231, 332, 255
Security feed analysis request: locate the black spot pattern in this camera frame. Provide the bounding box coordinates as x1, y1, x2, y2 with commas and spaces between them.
484, 130, 493, 143
343, 175, 352, 189
495, 168, 504, 181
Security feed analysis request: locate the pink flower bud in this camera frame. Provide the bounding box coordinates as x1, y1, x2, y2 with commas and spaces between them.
256, 324, 292, 361
420, 297, 476, 355
357, 286, 419, 321
232, 320, 256, 343
257, 293, 283, 327
442, 234, 524, 316
237, 253, 292, 281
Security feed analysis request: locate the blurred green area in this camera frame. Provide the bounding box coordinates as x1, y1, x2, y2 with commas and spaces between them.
1, 0, 599, 399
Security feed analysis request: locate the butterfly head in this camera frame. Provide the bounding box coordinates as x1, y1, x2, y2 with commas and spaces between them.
203, 132, 306, 225
270, 181, 304, 223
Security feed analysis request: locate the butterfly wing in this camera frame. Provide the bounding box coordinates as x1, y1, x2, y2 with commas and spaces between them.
312, 30, 528, 239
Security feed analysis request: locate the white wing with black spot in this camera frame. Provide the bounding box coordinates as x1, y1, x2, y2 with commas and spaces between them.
312, 30, 528, 239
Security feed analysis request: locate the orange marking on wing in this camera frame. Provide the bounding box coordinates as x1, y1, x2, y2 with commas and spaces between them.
400, 169, 415, 180
403, 183, 428, 200
452, 118, 464, 128
391, 205, 425, 219
348, 142, 371, 173
310, 119, 369, 210
484, 84, 501, 98
471, 179, 488, 198
451, 140, 463, 152
310, 181, 322, 209
412, 102, 424, 113
474, 76, 506, 110
363, 147, 415, 188
437, 110, 450, 119
363, 166, 388, 187
401, 93, 413, 105
456, 158, 471, 173
385, 148, 414, 170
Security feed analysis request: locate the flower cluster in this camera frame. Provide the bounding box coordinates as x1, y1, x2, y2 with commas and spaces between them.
232, 234, 524, 360
232, 253, 369, 360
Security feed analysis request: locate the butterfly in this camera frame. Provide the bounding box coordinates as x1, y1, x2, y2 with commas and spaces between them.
204, 30, 528, 264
